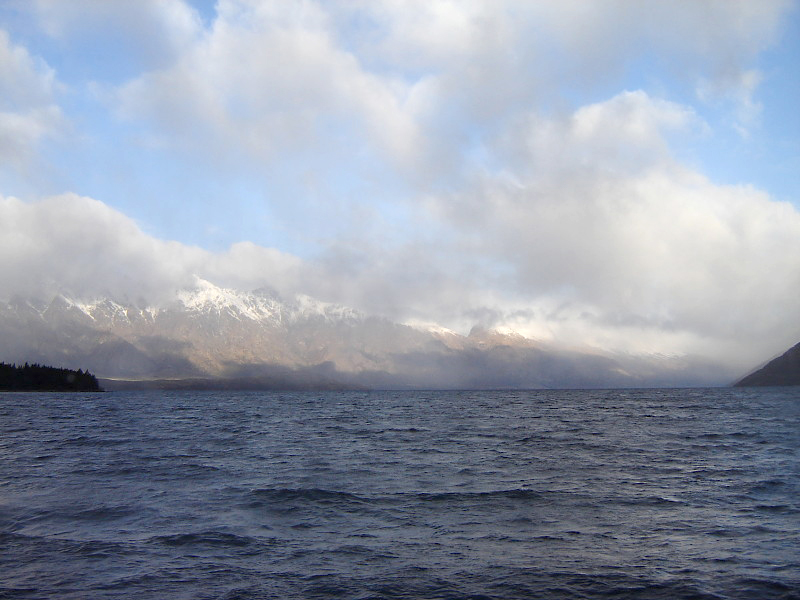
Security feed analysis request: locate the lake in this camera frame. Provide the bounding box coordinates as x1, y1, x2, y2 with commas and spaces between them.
1, 388, 798, 599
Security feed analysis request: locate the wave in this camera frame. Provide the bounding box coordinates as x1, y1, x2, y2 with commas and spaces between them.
242, 487, 555, 510
411, 489, 543, 502
247, 487, 369, 505
150, 531, 255, 548
69, 504, 138, 521
613, 495, 688, 507
60, 435, 129, 447
0, 531, 134, 558
272, 569, 790, 600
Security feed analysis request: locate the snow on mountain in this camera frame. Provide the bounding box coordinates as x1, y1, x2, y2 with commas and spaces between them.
0, 277, 393, 379
172, 277, 361, 326
176, 277, 282, 323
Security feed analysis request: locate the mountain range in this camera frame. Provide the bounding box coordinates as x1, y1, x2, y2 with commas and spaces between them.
0, 278, 733, 390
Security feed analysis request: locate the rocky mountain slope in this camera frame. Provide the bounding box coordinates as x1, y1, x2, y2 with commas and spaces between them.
0, 279, 728, 389
735, 342, 800, 387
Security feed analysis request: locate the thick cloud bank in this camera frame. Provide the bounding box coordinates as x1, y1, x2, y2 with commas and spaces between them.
0, 193, 304, 306
423, 92, 800, 360
2, 174, 799, 372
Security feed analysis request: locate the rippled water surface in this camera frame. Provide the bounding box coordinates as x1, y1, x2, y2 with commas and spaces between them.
1, 388, 798, 599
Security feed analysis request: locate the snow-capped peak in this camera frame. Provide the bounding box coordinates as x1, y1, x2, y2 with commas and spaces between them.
177, 277, 281, 322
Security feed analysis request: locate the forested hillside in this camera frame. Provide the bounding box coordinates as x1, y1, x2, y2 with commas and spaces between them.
0, 362, 101, 392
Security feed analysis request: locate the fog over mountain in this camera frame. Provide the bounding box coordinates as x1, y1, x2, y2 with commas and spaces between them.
0, 277, 733, 389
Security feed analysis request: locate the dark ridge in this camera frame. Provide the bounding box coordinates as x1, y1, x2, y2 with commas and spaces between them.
0, 362, 102, 392
735, 342, 800, 387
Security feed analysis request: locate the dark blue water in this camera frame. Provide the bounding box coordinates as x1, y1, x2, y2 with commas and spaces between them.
1, 388, 798, 599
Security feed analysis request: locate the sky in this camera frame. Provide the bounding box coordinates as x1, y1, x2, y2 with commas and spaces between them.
0, 0, 799, 373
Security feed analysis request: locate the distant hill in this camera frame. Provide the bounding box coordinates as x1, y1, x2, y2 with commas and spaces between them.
735, 342, 800, 387
0, 362, 101, 392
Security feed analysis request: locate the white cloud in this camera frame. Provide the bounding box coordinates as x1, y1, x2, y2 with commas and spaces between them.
204, 240, 306, 294
0, 29, 64, 168
114, 0, 423, 175
0, 194, 306, 306
104, 0, 792, 186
